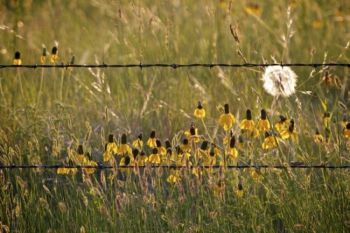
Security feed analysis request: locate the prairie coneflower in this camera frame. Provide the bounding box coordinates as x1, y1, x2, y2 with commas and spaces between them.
40, 47, 47, 64
138, 151, 148, 166
185, 124, 200, 143
147, 130, 157, 148
323, 112, 331, 128
167, 166, 180, 184
262, 66, 297, 97
57, 159, 78, 175
84, 159, 97, 175
103, 134, 118, 162
132, 148, 139, 161
50, 46, 58, 63
240, 109, 255, 131
163, 148, 174, 165
210, 145, 221, 165
219, 104, 236, 131
262, 132, 278, 150
149, 148, 161, 165
76, 145, 88, 164
176, 146, 191, 166
132, 133, 143, 149
13, 51, 22, 65
235, 183, 244, 198
120, 155, 134, 167
313, 130, 324, 144
343, 123, 350, 138
180, 138, 191, 153
197, 140, 209, 159
156, 139, 167, 156
256, 109, 270, 132
250, 169, 261, 182
280, 119, 297, 141
194, 101, 206, 119
244, 3, 262, 17
275, 115, 289, 134
118, 134, 131, 155
226, 136, 238, 161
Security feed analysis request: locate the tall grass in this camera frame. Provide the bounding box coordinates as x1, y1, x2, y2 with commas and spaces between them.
0, 0, 350, 232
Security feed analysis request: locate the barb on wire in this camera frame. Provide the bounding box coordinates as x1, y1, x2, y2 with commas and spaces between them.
0, 63, 350, 69
0, 164, 349, 170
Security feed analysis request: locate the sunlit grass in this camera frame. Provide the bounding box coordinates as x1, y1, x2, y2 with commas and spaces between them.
0, 0, 350, 232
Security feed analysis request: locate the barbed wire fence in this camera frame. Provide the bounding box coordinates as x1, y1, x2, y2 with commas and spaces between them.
0, 164, 349, 170
1, 61, 350, 171
0, 62, 350, 69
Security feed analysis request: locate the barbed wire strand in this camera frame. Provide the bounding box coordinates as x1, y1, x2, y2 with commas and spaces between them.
0, 63, 350, 69
0, 164, 349, 170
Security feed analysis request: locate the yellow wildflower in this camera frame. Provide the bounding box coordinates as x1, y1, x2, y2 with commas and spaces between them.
313, 130, 324, 144
149, 148, 161, 165
156, 139, 167, 156
50, 46, 58, 63
184, 124, 200, 143
194, 101, 206, 119
343, 123, 350, 139
213, 180, 225, 198
132, 148, 139, 160
167, 166, 181, 184
275, 115, 289, 134
226, 136, 238, 162
119, 155, 134, 174
57, 160, 78, 175
204, 145, 220, 166
323, 112, 331, 128
280, 119, 297, 141
240, 109, 255, 133
118, 133, 132, 155
250, 169, 261, 182
13, 51, 22, 65
244, 3, 262, 17
40, 47, 47, 64
197, 140, 209, 160
75, 145, 97, 174
256, 109, 270, 133
132, 133, 143, 149
180, 138, 191, 153
218, 104, 236, 131
137, 151, 148, 166
262, 132, 278, 150
84, 160, 97, 175
235, 183, 244, 198
147, 130, 157, 148
103, 134, 118, 162
175, 147, 191, 166
75, 145, 88, 164
161, 148, 173, 165
192, 166, 202, 178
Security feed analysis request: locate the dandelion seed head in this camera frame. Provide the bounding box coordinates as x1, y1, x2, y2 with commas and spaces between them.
262, 66, 297, 97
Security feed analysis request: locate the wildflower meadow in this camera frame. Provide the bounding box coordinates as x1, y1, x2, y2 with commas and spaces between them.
0, 1, 350, 232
